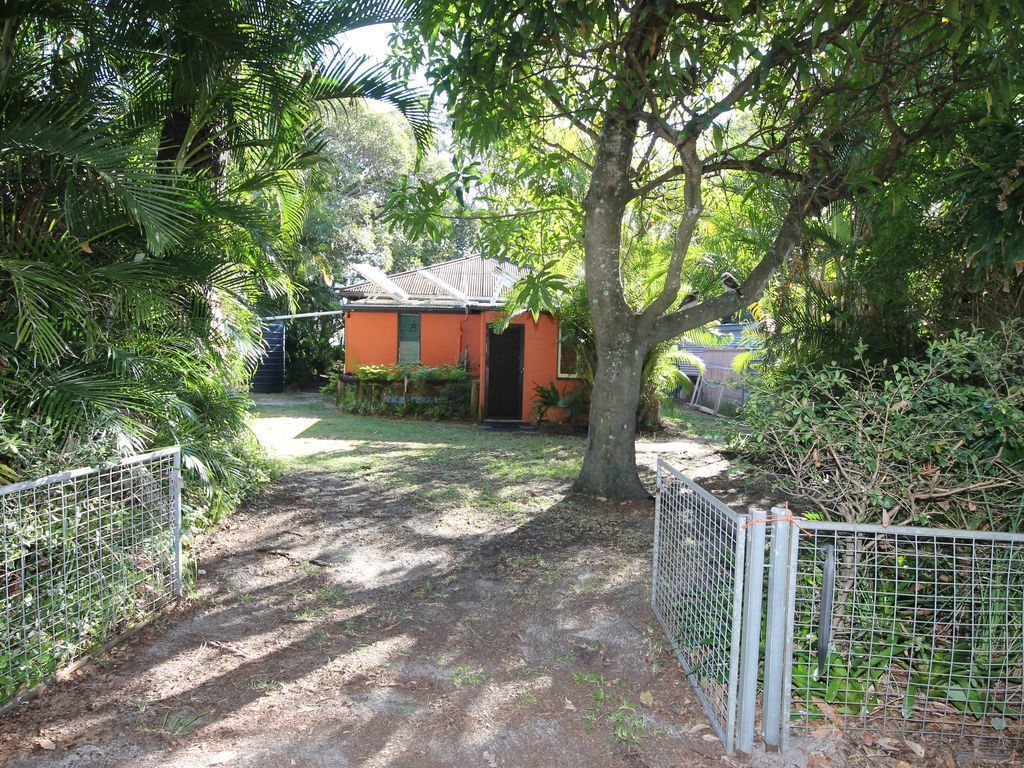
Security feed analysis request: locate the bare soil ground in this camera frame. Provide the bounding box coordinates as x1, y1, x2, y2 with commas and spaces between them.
0, 398, 862, 767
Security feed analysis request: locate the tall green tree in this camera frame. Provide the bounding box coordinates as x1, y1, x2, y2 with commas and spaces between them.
756, 110, 1024, 373
275, 103, 475, 386
394, 0, 1023, 498
302, 103, 476, 277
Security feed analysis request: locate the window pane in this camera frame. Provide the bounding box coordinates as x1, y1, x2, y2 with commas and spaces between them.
558, 340, 579, 378
398, 314, 420, 364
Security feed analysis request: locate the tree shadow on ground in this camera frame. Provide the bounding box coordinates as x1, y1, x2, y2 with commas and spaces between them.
0, 404, 752, 768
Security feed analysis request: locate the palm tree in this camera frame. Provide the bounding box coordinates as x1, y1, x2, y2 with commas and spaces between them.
0, 1, 430, 491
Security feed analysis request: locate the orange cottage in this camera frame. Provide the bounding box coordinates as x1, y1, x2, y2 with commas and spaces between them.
339, 256, 579, 422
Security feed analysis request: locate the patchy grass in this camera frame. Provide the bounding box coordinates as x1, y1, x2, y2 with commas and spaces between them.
658, 399, 736, 441
254, 403, 584, 522
574, 672, 664, 745
0, 397, 782, 768
451, 666, 491, 688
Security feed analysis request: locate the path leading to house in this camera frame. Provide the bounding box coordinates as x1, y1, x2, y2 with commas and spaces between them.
0, 397, 816, 768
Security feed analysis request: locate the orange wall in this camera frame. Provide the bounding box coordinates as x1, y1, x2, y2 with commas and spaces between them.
345, 311, 481, 374
420, 313, 478, 370
344, 309, 578, 421
343, 312, 398, 372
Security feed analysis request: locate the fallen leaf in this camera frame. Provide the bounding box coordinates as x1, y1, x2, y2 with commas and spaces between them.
806, 753, 832, 768
37, 738, 56, 751
811, 726, 833, 739
638, 690, 655, 707
904, 740, 925, 758
701, 733, 719, 743
564, 698, 576, 711
858, 731, 878, 746
688, 722, 709, 733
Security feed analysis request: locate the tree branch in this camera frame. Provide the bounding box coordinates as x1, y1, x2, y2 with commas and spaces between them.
639, 140, 703, 328
433, 206, 578, 221
704, 157, 804, 182
648, 187, 831, 345
629, 164, 685, 199
681, 0, 869, 140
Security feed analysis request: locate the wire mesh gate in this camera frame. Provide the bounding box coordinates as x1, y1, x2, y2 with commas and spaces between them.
651, 459, 747, 753
653, 460, 1024, 756
783, 520, 1024, 750
1, 447, 182, 707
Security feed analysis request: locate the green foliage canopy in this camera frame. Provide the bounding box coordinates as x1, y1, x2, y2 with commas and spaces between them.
0, 1, 429, 508
391, 0, 1023, 497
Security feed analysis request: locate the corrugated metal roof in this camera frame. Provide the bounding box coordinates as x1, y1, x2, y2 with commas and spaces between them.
339, 256, 528, 307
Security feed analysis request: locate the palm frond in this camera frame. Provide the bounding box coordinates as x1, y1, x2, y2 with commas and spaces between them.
308, 53, 433, 151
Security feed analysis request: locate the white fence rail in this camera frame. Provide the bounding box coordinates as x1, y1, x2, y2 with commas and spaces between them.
1, 447, 182, 707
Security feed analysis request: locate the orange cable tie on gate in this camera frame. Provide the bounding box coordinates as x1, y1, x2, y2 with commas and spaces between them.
741, 514, 813, 537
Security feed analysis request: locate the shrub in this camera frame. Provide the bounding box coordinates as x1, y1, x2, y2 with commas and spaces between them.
736, 322, 1024, 531
320, 361, 345, 399
531, 381, 589, 424
350, 363, 472, 384
532, 382, 561, 422
410, 363, 470, 382
336, 363, 474, 420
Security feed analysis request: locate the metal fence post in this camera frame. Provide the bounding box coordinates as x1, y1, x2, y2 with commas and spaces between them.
651, 460, 663, 612
736, 507, 766, 757
780, 518, 800, 752
171, 448, 184, 598
762, 508, 793, 750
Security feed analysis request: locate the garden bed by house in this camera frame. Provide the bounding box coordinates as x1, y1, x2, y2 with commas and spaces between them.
331, 364, 478, 420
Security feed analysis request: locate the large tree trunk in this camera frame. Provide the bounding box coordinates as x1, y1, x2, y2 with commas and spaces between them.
573, 326, 649, 499
571, 100, 651, 499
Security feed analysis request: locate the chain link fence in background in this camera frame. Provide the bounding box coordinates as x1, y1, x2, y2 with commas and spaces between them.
1, 447, 182, 708
651, 460, 747, 753
653, 460, 1024, 757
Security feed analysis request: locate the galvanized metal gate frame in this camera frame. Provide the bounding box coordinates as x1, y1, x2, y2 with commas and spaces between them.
0, 446, 183, 710
651, 458, 748, 754
771, 518, 1024, 751
654, 463, 1024, 755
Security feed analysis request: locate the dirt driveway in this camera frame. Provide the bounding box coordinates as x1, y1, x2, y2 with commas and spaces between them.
0, 398, 796, 768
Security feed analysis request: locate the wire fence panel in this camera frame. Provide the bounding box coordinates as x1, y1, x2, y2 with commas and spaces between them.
787, 520, 1024, 748
0, 448, 181, 707
652, 459, 747, 753
690, 365, 750, 417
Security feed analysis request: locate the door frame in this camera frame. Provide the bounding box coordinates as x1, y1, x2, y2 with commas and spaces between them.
484, 324, 525, 420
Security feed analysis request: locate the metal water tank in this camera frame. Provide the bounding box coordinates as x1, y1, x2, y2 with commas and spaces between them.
251, 321, 286, 393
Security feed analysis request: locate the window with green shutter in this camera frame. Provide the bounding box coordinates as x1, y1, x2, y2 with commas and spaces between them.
398, 314, 421, 364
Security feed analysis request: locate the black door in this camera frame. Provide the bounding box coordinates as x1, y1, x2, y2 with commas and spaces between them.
485, 325, 524, 420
